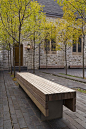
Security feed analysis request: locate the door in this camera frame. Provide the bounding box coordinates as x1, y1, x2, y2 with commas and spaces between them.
14, 44, 23, 66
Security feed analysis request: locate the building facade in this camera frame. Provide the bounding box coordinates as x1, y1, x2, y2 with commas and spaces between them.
0, 0, 86, 70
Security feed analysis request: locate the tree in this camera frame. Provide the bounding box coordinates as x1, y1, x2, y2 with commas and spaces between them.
0, 23, 13, 72
0, 0, 32, 72
56, 19, 81, 75
0, 6, 18, 77
24, 1, 46, 73
42, 21, 57, 68
56, 0, 86, 78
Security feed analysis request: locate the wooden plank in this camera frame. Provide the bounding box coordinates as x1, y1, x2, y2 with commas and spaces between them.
17, 79, 49, 116
69, 65, 86, 68
16, 73, 75, 94
16, 72, 76, 112
16, 72, 76, 100
16, 74, 50, 94
40, 65, 64, 68
17, 78, 48, 109
49, 92, 76, 101
21, 73, 56, 94
16, 74, 49, 101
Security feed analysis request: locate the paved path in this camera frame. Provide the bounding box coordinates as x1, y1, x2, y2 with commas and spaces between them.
0, 70, 86, 129
39, 69, 86, 78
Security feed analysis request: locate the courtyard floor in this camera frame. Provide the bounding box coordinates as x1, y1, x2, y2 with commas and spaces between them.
0, 69, 86, 129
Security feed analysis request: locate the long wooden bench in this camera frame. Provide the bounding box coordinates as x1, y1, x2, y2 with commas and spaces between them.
40, 65, 64, 69
69, 65, 86, 68
16, 72, 76, 121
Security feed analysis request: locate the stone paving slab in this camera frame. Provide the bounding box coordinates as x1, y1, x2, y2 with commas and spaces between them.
0, 70, 86, 128
39, 69, 86, 86
38, 69, 86, 78
35, 69, 86, 90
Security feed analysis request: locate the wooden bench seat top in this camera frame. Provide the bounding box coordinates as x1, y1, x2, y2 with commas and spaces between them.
40, 65, 64, 69
69, 65, 86, 68
16, 72, 76, 117
17, 72, 75, 95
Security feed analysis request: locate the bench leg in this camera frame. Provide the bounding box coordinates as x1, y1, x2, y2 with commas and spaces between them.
41, 100, 63, 121
63, 98, 76, 112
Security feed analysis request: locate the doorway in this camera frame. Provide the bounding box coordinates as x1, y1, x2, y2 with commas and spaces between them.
13, 44, 23, 66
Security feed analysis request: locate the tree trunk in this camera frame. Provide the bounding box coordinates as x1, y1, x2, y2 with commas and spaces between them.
39, 43, 40, 69
83, 35, 85, 79
9, 44, 12, 74
65, 43, 67, 75
33, 32, 35, 74
13, 43, 15, 78
8, 49, 10, 72
82, 22, 84, 79
19, 41, 21, 72
46, 41, 47, 69
19, 10, 21, 72
3, 45, 4, 70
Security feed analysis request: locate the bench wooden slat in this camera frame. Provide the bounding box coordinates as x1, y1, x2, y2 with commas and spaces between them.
17, 78, 48, 109
16, 74, 49, 101
17, 72, 75, 94
18, 74, 76, 101
16, 72, 76, 118
17, 79, 49, 116
69, 65, 86, 68
17, 74, 50, 94
49, 92, 76, 101
40, 65, 64, 68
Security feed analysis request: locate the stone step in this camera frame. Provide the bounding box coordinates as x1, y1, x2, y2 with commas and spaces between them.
12, 66, 27, 71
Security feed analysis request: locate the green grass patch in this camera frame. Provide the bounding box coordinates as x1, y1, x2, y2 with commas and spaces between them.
12, 78, 17, 81
59, 73, 82, 78
75, 88, 86, 94
11, 74, 14, 78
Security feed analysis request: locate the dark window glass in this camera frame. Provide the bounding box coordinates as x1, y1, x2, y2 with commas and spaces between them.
51, 38, 56, 51
78, 38, 81, 52
73, 41, 76, 52
45, 39, 50, 52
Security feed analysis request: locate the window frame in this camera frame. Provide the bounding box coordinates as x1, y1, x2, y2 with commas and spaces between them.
72, 37, 82, 55
44, 39, 57, 54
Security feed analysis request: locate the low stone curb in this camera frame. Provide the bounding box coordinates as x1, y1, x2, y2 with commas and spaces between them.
42, 71, 86, 84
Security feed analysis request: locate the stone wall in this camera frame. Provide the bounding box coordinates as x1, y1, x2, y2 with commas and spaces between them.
25, 16, 86, 69
0, 48, 9, 70
25, 43, 39, 69
0, 17, 86, 70
0, 47, 4, 70
40, 48, 64, 66
66, 35, 86, 67
0, 42, 28, 70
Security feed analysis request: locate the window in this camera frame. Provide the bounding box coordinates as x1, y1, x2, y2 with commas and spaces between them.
72, 37, 82, 54
44, 39, 50, 52
78, 37, 81, 52
44, 26, 57, 54
51, 38, 56, 51
44, 37, 56, 54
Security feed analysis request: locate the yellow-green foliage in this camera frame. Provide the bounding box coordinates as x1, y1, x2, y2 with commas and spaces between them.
0, 0, 50, 48
54, 0, 86, 50
24, 1, 46, 44
0, 0, 33, 45
56, 0, 86, 34
56, 19, 82, 49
